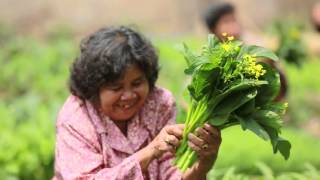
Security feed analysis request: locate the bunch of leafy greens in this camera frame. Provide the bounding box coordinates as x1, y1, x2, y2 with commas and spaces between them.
173, 34, 291, 172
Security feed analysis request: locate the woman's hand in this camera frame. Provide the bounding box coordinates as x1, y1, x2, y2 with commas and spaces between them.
187, 123, 221, 166
181, 123, 221, 180
148, 124, 185, 158
136, 124, 184, 172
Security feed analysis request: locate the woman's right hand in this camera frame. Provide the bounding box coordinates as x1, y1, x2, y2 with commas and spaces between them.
147, 124, 185, 158
136, 124, 184, 172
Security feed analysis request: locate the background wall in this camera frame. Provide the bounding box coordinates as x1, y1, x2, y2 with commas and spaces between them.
0, 0, 318, 37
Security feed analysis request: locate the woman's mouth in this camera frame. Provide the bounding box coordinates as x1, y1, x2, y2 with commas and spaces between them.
118, 102, 136, 110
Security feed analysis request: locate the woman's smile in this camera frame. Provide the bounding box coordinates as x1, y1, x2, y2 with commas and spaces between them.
116, 100, 138, 110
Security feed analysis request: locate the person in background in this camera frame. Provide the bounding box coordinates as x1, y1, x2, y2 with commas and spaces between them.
308, 1, 320, 56
203, 2, 287, 101
52, 26, 221, 180
203, 2, 241, 41
311, 2, 320, 32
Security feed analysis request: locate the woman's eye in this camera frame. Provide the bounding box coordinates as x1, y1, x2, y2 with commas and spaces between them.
132, 80, 143, 87
114, 87, 122, 91
108, 86, 122, 91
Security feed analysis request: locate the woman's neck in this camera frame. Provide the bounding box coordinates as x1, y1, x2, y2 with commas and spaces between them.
94, 103, 129, 137
114, 120, 128, 137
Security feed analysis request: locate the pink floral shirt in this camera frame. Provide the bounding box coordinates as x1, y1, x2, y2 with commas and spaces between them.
53, 87, 182, 180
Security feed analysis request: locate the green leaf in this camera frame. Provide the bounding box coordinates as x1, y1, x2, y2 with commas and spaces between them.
208, 113, 230, 126
184, 56, 210, 75
225, 79, 267, 93
260, 102, 288, 116
209, 88, 257, 126
264, 127, 291, 160
255, 162, 275, 180
235, 99, 255, 116
211, 79, 267, 108
240, 45, 279, 61
182, 43, 198, 66
213, 88, 257, 115
237, 116, 270, 140
207, 34, 220, 50
252, 109, 283, 132
264, 127, 278, 152
187, 67, 220, 101
276, 137, 291, 160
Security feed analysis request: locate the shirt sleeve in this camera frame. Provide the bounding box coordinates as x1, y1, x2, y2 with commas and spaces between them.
158, 152, 182, 180
155, 89, 183, 180
53, 123, 144, 180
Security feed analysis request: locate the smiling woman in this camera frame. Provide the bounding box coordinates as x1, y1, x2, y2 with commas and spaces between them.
53, 26, 221, 180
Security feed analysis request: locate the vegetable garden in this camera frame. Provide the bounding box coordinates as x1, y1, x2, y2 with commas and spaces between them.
1, 25, 320, 179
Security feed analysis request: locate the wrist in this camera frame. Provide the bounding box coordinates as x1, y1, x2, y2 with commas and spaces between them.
183, 161, 209, 180
198, 156, 217, 172
136, 145, 157, 172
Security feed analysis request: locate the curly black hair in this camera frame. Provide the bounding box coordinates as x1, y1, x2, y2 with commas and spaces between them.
203, 2, 235, 31
69, 26, 159, 101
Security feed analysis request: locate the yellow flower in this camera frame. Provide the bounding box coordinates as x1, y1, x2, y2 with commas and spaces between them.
255, 64, 263, 71
255, 73, 260, 79
227, 36, 234, 41
222, 43, 231, 52
284, 102, 289, 108
253, 64, 266, 79
243, 54, 256, 64
222, 32, 228, 37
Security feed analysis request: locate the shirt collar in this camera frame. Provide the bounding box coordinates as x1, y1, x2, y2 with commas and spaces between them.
85, 101, 149, 154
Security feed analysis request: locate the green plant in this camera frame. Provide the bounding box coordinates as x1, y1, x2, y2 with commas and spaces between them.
284, 58, 320, 126
207, 163, 320, 180
273, 20, 307, 67
0, 26, 319, 179
0, 31, 75, 179
173, 34, 290, 172
212, 126, 320, 174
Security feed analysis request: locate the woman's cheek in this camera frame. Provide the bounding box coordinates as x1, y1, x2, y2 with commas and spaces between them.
100, 91, 121, 109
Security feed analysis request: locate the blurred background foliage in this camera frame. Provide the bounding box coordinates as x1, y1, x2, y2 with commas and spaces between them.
1, 14, 320, 179
268, 19, 307, 67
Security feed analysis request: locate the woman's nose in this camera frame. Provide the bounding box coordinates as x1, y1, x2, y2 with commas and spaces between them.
120, 90, 137, 100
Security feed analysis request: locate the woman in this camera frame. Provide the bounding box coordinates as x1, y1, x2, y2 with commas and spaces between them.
53, 26, 221, 180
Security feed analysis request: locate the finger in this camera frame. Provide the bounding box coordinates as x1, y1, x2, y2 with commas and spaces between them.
160, 140, 176, 154
167, 124, 184, 130
188, 133, 205, 147
204, 123, 221, 138
188, 141, 201, 153
195, 127, 211, 144
166, 144, 176, 154
165, 135, 181, 148
163, 137, 179, 154
166, 125, 184, 138
157, 138, 175, 154
176, 124, 185, 130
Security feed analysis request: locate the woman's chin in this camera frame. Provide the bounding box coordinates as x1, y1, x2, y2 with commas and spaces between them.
112, 109, 138, 121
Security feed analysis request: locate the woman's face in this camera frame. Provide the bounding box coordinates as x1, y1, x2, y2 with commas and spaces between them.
98, 64, 150, 121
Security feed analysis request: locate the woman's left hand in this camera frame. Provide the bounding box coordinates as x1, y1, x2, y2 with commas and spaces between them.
187, 123, 221, 164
